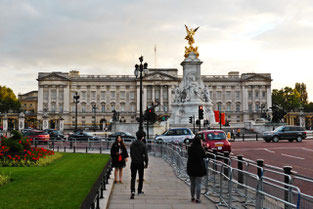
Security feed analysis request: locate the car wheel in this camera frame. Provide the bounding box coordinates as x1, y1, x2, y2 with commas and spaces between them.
288, 139, 293, 142
272, 136, 279, 143
296, 136, 303, 142
264, 139, 271, 143
158, 139, 164, 143
184, 139, 190, 144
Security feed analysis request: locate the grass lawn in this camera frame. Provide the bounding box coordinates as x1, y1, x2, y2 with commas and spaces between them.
0, 153, 109, 209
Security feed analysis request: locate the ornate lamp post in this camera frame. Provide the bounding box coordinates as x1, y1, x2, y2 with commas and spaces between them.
134, 56, 148, 139
73, 92, 80, 132
92, 104, 97, 132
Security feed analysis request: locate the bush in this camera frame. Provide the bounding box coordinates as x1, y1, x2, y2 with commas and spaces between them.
0, 130, 55, 167
0, 173, 10, 187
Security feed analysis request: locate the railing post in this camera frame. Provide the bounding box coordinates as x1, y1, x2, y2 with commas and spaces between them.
35, 140, 37, 148
212, 148, 217, 171
86, 146, 88, 153
223, 151, 230, 177
237, 155, 244, 186
283, 166, 292, 209
70, 141, 73, 149
57, 146, 60, 152
100, 147, 102, 154
73, 146, 76, 153
256, 133, 258, 141
256, 159, 264, 209
52, 141, 55, 151
242, 133, 245, 141
64, 146, 66, 152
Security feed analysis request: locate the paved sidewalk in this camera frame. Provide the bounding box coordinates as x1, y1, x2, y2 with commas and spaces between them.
107, 156, 215, 209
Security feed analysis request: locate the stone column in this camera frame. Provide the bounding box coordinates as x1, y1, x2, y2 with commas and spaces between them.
64, 85, 70, 112
242, 85, 249, 121
56, 86, 59, 113
168, 86, 172, 112
152, 86, 155, 104
38, 86, 43, 113
160, 86, 163, 110
3, 114, 8, 132
266, 85, 272, 109
136, 85, 140, 113
143, 86, 147, 110
48, 87, 51, 112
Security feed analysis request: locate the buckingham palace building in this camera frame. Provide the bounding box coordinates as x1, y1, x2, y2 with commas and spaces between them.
37, 69, 272, 131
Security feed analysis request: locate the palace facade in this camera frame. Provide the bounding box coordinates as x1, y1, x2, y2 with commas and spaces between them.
37, 69, 272, 130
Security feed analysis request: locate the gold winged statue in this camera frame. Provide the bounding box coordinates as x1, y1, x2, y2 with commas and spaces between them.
184, 25, 200, 58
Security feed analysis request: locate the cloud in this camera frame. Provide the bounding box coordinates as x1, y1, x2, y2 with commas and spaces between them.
1, 0, 313, 100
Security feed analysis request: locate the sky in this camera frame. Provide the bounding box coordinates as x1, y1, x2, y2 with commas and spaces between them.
1, 0, 313, 100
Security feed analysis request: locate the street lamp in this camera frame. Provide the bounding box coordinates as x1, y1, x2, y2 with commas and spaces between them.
73, 92, 80, 132
92, 104, 97, 132
134, 56, 148, 139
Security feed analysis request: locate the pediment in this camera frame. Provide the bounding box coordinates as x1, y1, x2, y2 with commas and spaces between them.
38, 73, 70, 81
142, 72, 179, 81
243, 74, 272, 82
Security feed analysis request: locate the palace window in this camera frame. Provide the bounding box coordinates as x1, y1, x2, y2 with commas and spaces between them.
236, 103, 240, 112
226, 102, 231, 112
120, 91, 125, 100
91, 91, 96, 100
226, 91, 231, 100
51, 90, 56, 100
81, 91, 86, 100
101, 91, 106, 100
236, 91, 240, 100
130, 91, 135, 100
111, 91, 115, 100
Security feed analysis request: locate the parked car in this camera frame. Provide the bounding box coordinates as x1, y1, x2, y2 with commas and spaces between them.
155, 128, 195, 143
68, 131, 101, 141
263, 125, 306, 143
23, 130, 50, 143
197, 130, 231, 152
44, 129, 65, 140
107, 132, 136, 142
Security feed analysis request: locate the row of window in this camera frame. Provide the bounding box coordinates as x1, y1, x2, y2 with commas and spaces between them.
43, 90, 64, 100
146, 86, 169, 102
216, 102, 267, 112
72, 91, 135, 101
212, 90, 267, 100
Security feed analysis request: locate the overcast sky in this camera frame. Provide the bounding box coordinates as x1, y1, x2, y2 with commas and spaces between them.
1, 0, 313, 101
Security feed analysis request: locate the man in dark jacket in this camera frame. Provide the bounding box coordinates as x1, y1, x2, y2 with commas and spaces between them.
130, 132, 149, 199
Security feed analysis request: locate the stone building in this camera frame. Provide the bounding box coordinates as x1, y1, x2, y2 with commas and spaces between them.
36, 70, 272, 131
18, 91, 38, 128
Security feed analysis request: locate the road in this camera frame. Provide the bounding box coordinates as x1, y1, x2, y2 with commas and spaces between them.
231, 139, 313, 195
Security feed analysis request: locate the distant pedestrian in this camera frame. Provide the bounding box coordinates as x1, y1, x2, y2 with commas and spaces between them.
110, 135, 129, 183
187, 136, 207, 203
231, 129, 236, 141
130, 132, 149, 199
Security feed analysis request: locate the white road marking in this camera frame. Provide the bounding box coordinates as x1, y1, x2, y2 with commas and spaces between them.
264, 148, 275, 153
281, 153, 305, 160
301, 147, 313, 152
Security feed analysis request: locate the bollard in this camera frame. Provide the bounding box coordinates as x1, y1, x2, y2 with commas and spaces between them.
283, 166, 292, 209
238, 155, 244, 185
96, 192, 100, 209
52, 141, 55, 150
256, 159, 264, 178
57, 146, 60, 152
64, 146, 66, 152
70, 141, 72, 149
242, 133, 245, 141
35, 140, 37, 148
86, 146, 88, 153
73, 146, 76, 153
256, 133, 258, 141
103, 174, 107, 190
100, 147, 102, 154
223, 151, 230, 177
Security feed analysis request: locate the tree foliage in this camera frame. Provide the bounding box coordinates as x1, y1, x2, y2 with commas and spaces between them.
0, 86, 20, 113
295, 82, 308, 106
272, 82, 312, 122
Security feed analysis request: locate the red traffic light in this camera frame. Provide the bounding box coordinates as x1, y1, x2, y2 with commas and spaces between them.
199, 105, 203, 110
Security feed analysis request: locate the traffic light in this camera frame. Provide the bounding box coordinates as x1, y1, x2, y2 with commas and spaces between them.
189, 116, 193, 124
198, 105, 204, 120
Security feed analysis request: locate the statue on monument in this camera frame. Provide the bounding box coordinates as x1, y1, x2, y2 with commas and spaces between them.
184, 25, 200, 58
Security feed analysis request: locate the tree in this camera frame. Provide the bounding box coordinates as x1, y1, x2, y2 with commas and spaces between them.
0, 86, 21, 113
271, 87, 301, 122
295, 82, 308, 106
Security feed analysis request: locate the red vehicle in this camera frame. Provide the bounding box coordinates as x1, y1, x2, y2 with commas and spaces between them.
24, 130, 50, 143
197, 130, 231, 152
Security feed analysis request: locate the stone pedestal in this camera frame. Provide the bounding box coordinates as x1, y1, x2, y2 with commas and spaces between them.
59, 118, 64, 132
170, 52, 216, 125
42, 113, 49, 130
3, 114, 8, 132
18, 112, 25, 130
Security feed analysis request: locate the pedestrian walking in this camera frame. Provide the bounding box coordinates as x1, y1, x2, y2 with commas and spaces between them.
130, 132, 148, 199
187, 136, 207, 203
232, 129, 236, 141
110, 135, 129, 183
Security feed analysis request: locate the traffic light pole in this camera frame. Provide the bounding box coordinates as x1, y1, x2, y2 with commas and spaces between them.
193, 115, 196, 134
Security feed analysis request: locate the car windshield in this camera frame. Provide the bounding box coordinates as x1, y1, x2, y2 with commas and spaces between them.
85, 132, 93, 136
124, 132, 132, 136
206, 132, 226, 140
274, 126, 284, 132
